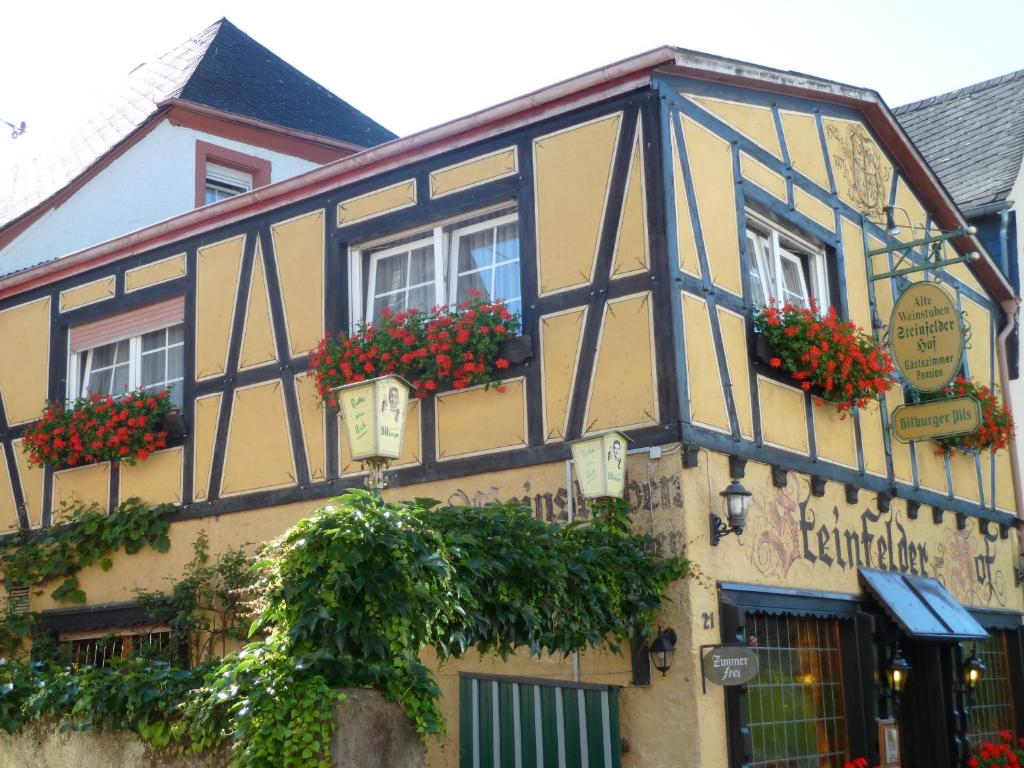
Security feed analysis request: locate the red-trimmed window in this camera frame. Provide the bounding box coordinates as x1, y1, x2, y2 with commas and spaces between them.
68, 297, 186, 408
195, 140, 271, 208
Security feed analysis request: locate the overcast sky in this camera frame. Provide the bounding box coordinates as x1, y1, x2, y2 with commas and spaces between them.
2, 0, 1023, 151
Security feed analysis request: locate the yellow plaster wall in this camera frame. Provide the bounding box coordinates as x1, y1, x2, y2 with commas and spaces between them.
681, 115, 741, 295
681, 293, 729, 432
793, 186, 835, 232
271, 210, 325, 358
739, 152, 786, 201
237, 240, 278, 371
757, 376, 808, 453
191, 393, 222, 502
436, 379, 526, 460
429, 147, 518, 198
0, 454, 19, 533
337, 180, 416, 226
195, 235, 244, 380
950, 451, 980, 503
821, 117, 893, 218
996, 449, 1014, 513
294, 374, 327, 482
670, 124, 701, 277
52, 463, 110, 518
855, 400, 888, 477
915, 443, 948, 494
717, 306, 753, 438
687, 95, 783, 160
893, 177, 929, 244
584, 292, 658, 433
124, 253, 187, 292
533, 112, 621, 295
811, 399, 857, 468
0, 297, 50, 425
962, 295, 992, 384
58, 276, 115, 312
221, 381, 296, 496
12, 438, 44, 528
610, 123, 650, 278
119, 447, 184, 506
779, 110, 830, 190
539, 307, 586, 441
339, 399, 421, 475
840, 217, 871, 329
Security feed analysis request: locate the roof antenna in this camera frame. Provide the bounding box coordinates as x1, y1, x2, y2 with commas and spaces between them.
0, 117, 26, 139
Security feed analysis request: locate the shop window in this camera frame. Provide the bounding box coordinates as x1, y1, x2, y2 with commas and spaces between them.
968, 632, 1017, 747
746, 613, 849, 767
746, 211, 829, 310
67, 297, 186, 408
59, 626, 173, 668
351, 206, 520, 327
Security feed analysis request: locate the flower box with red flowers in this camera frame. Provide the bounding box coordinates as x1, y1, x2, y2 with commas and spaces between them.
22, 389, 175, 470
970, 730, 1024, 767
309, 293, 522, 404
921, 376, 1014, 455
753, 301, 896, 414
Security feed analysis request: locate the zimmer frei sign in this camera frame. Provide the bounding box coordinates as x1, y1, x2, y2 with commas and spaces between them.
888, 281, 974, 443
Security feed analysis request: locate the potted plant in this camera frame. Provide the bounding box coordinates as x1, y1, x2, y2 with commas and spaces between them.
753, 300, 896, 414
22, 389, 173, 469
309, 293, 521, 404
971, 731, 1024, 767
922, 376, 1014, 455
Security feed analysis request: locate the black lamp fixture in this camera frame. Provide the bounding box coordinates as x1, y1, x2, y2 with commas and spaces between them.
648, 627, 677, 676
963, 646, 985, 691
886, 646, 912, 694
711, 478, 752, 545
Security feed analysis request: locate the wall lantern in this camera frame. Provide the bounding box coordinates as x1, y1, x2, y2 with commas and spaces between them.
569, 430, 629, 500
710, 478, 751, 545
886, 647, 912, 694
883, 204, 901, 237
963, 646, 986, 691
335, 374, 410, 491
649, 627, 677, 676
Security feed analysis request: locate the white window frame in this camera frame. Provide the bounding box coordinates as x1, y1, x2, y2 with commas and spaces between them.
364, 233, 445, 325
67, 322, 185, 403
745, 210, 828, 309
204, 162, 253, 202
446, 212, 521, 308
348, 205, 519, 330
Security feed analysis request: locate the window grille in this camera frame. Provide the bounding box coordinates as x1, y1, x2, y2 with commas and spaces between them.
968, 631, 1016, 747
62, 629, 172, 668
746, 614, 849, 767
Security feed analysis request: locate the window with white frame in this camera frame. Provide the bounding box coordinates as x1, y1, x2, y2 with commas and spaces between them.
745, 212, 829, 310
68, 298, 186, 408
204, 162, 253, 205
353, 207, 520, 327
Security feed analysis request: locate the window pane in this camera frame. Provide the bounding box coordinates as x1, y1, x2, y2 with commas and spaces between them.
114, 339, 131, 365
141, 328, 165, 353
111, 364, 129, 394
455, 272, 488, 305
167, 345, 184, 380
167, 324, 185, 345
88, 368, 112, 396
91, 342, 116, 369
375, 253, 407, 296
406, 285, 434, 314
493, 263, 520, 304
494, 223, 519, 263
372, 292, 405, 324
747, 235, 767, 307
141, 350, 165, 387
408, 245, 435, 286
780, 256, 809, 307
457, 229, 494, 273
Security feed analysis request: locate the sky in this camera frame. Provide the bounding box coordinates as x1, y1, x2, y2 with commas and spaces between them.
2, 0, 1024, 151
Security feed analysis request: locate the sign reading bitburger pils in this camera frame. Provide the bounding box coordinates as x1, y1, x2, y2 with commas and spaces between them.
888, 281, 964, 393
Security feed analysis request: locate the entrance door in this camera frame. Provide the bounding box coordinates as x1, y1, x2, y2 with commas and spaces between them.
898, 640, 961, 768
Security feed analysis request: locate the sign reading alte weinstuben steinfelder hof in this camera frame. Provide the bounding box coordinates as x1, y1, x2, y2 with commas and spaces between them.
889, 281, 964, 393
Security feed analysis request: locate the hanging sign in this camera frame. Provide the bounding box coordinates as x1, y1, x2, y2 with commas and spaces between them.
701, 645, 759, 688
336, 375, 409, 460
891, 397, 981, 443
889, 282, 964, 392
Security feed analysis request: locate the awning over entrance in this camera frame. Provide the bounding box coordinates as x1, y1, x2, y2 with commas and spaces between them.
859, 568, 989, 640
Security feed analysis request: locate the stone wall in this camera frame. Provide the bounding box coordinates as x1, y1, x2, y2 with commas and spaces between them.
0, 689, 423, 768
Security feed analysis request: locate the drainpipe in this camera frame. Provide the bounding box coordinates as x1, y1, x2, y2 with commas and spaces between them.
996, 299, 1023, 550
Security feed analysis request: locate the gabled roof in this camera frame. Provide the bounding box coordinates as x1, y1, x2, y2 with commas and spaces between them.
0, 18, 395, 234
893, 69, 1024, 212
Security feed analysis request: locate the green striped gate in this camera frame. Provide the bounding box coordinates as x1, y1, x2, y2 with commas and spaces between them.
459, 674, 622, 768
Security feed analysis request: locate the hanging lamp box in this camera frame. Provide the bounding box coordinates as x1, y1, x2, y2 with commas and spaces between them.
335, 375, 411, 461
570, 430, 630, 499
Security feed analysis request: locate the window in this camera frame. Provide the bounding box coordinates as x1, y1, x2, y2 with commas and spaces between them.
194, 140, 271, 208
968, 632, 1017, 747
59, 627, 173, 668
204, 162, 253, 204
68, 297, 186, 408
745, 613, 849, 767
746, 211, 829, 310
353, 207, 520, 327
